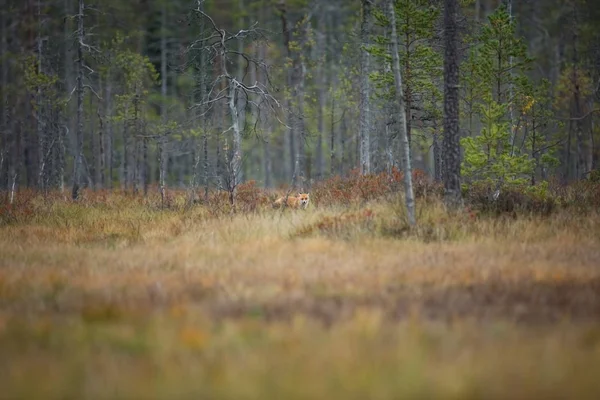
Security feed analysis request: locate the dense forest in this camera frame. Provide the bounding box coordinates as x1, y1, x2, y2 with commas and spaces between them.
1, 0, 599, 202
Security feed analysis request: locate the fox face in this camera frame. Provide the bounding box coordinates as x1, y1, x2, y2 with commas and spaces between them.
297, 193, 310, 208
273, 193, 310, 209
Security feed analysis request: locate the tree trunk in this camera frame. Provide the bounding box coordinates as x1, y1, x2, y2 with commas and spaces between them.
258, 37, 272, 188
442, 0, 462, 208
235, 0, 246, 183
296, 45, 306, 188
339, 109, 346, 176
0, 0, 7, 191
571, 6, 585, 180
359, 0, 372, 175
105, 74, 113, 189
315, 10, 326, 180
63, 0, 75, 176
89, 87, 97, 189
229, 82, 242, 193
72, 0, 84, 201
506, 0, 516, 151
433, 131, 443, 183
330, 89, 336, 177
200, 3, 210, 200
159, 4, 168, 205
36, 0, 45, 191
388, 0, 416, 226
97, 78, 105, 189
280, 1, 294, 182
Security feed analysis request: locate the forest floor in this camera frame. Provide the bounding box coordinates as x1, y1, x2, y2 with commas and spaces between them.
1, 189, 600, 399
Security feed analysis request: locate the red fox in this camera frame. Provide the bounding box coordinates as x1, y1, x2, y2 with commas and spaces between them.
273, 193, 310, 210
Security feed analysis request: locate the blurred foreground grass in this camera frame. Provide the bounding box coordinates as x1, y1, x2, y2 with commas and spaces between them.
1, 190, 600, 399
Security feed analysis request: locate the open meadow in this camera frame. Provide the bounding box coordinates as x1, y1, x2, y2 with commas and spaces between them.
1, 176, 600, 399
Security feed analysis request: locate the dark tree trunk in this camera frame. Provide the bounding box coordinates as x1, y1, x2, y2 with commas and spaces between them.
72, 0, 84, 201
442, 0, 462, 208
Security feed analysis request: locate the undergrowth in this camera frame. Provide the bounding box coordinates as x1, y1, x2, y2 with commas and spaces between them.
2, 172, 599, 245
1, 175, 600, 399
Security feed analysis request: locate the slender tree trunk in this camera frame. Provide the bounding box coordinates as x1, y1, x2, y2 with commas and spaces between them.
571, 6, 585, 180
97, 77, 105, 189
1, 1, 8, 192
506, 0, 516, 151
359, 0, 372, 175
315, 10, 326, 180
531, 108, 537, 186
133, 90, 141, 194
159, 4, 168, 205
229, 82, 242, 193
257, 38, 272, 188
589, 97, 596, 171
296, 43, 306, 187
72, 0, 84, 201
403, 9, 413, 148
105, 74, 113, 189
442, 0, 462, 208
123, 108, 130, 190
339, 110, 346, 176
143, 136, 148, 196
280, 1, 294, 182
433, 131, 443, 182
63, 0, 75, 173
36, 0, 46, 191
330, 89, 336, 177
235, 0, 246, 183
89, 88, 97, 189
203, 115, 209, 199
388, 0, 416, 226
199, 3, 210, 200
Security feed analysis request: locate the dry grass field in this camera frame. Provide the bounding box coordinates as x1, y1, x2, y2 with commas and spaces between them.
1, 178, 600, 399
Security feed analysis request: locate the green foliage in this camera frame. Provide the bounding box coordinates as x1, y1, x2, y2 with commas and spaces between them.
461, 94, 533, 185
554, 65, 595, 113
461, 5, 557, 187
369, 0, 443, 160
589, 170, 600, 183
110, 33, 159, 125
370, 0, 442, 107
22, 55, 65, 111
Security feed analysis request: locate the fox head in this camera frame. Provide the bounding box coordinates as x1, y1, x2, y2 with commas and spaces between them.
297, 193, 310, 208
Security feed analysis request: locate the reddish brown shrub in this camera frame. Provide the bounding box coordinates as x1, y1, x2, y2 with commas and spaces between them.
235, 180, 270, 212
311, 168, 442, 207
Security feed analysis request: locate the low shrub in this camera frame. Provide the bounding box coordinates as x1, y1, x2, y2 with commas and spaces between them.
463, 182, 557, 217
311, 168, 442, 207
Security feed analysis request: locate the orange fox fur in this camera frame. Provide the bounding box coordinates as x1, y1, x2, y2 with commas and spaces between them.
273, 193, 310, 209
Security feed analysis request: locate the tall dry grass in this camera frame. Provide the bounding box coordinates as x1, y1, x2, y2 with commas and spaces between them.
1, 178, 600, 398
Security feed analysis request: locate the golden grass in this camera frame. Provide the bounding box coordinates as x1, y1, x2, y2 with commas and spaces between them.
1, 190, 600, 399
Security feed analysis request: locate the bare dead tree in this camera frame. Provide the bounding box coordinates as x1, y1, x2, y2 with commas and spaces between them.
189, 1, 282, 208
70, 0, 100, 201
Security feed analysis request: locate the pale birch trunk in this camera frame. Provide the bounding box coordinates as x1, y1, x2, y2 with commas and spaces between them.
359, 0, 372, 175
388, 0, 416, 226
